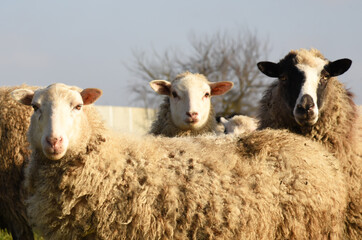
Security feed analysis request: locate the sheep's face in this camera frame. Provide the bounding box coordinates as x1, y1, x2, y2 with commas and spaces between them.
150, 72, 233, 130
12, 83, 102, 160
169, 76, 214, 130
258, 49, 351, 127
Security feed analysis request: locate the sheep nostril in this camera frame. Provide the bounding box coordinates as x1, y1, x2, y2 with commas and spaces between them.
306, 102, 314, 110
46, 136, 62, 147
298, 94, 315, 112
297, 103, 314, 112
186, 112, 198, 118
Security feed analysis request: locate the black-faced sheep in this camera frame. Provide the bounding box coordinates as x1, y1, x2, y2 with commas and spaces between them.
149, 72, 233, 137
0, 85, 36, 240
257, 48, 362, 239
12, 83, 348, 239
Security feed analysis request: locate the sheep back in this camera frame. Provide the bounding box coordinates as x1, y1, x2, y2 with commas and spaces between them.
26, 123, 347, 239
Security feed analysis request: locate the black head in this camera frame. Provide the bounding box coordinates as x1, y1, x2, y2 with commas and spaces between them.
257, 49, 351, 126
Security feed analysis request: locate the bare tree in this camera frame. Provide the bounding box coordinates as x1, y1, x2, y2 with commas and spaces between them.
127, 29, 270, 116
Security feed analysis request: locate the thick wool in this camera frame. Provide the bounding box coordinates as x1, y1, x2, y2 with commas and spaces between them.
149, 97, 218, 137
24, 101, 348, 239
0, 85, 36, 240
258, 49, 362, 239
220, 115, 258, 135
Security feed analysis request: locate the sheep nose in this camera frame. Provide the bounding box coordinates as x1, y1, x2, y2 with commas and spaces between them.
46, 136, 63, 148
186, 112, 198, 118
296, 94, 315, 113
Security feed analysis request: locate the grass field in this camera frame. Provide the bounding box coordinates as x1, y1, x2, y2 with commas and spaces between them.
0, 229, 43, 240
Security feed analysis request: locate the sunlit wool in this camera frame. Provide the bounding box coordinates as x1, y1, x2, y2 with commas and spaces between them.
0, 85, 38, 240
257, 48, 362, 239
13, 83, 348, 239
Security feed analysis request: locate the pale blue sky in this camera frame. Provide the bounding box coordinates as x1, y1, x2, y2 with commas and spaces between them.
1, 0, 361, 105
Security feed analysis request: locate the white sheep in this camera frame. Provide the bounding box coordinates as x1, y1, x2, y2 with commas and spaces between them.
149, 72, 233, 136
219, 115, 258, 135
257, 48, 362, 239
12, 83, 347, 239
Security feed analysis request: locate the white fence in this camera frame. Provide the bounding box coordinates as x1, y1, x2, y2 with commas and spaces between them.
95, 105, 157, 135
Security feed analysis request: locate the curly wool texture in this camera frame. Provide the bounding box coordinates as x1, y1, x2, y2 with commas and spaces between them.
258, 50, 362, 239
25, 102, 347, 239
149, 98, 218, 137
222, 115, 258, 135
0, 85, 37, 240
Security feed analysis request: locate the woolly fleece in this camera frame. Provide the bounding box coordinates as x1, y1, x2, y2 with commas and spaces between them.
0, 85, 37, 240
24, 90, 347, 239
221, 115, 258, 135
258, 48, 362, 239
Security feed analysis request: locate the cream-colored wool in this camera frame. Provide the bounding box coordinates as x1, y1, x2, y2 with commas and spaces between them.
0, 85, 37, 240
16, 84, 348, 240
220, 115, 258, 135
258, 48, 362, 239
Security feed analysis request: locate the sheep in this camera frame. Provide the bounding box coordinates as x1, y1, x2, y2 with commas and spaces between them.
0, 85, 37, 240
257, 48, 362, 239
149, 72, 233, 137
11, 83, 348, 240
358, 106, 362, 144
219, 115, 258, 135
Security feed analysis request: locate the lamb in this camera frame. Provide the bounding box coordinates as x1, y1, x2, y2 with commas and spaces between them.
12, 83, 348, 239
257, 48, 362, 239
219, 114, 258, 135
0, 85, 37, 240
149, 72, 233, 136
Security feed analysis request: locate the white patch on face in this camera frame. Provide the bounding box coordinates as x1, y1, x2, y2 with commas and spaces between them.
170, 75, 211, 130
293, 57, 327, 123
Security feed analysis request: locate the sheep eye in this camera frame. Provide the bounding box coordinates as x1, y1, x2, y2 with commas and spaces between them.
204, 92, 210, 98
320, 70, 330, 81
171, 91, 178, 98
32, 104, 39, 111
279, 75, 287, 81
320, 74, 330, 84
322, 75, 329, 80
74, 104, 83, 111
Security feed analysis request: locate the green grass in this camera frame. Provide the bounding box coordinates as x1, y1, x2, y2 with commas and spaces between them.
0, 229, 12, 240
0, 229, 43, 240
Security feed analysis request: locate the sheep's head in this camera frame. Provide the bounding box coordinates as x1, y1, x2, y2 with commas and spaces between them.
150, 72, 233, 130
11, 83, 102, 160
257, 49, 351, 126
220, 115, 258, 135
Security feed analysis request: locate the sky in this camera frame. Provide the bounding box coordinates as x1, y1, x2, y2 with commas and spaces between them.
0, 0, 361, 106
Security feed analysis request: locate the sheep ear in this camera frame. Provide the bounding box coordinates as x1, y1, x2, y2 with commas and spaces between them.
81, 88, 102, 105
325, 59, 352, 77
257, 61, 281, 78
11, 89, 34, 106
210, 81, 234, 96
149, 80, 172, 96
220, 117, 228, 124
